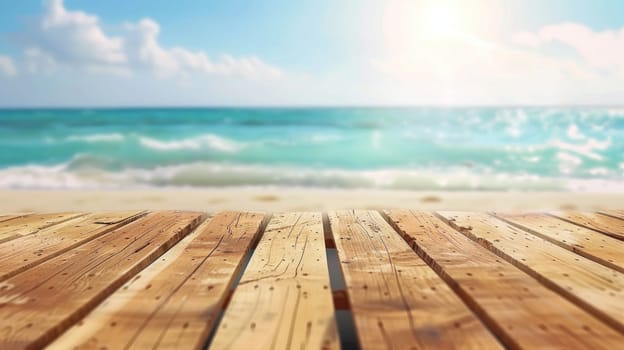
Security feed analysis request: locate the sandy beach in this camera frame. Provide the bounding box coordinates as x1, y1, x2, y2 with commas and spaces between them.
1, 188, 622, 213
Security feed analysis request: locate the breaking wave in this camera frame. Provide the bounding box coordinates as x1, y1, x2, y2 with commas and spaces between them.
1, 160, 622, 192
138, 134, 243, 153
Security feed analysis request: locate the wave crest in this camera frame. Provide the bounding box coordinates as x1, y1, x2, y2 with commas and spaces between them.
1, 161, 620, 191
138, 134, 243, 152
65, 133, 125, 143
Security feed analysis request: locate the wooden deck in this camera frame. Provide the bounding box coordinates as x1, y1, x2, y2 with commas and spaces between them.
0, 210, 623, 349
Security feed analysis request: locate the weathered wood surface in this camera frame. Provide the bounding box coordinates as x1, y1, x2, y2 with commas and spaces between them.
439, 212, 624, 333
0, 212, 85, 243
0, 211, 204, 350
495, 212, 624, 273
0, 211, 145, 282
601, 210, 624, 221
328, 210, 501, 349
0, 213, 32, 223
209, 212, 339, 350
552, 211, 624, 240
386, 210, 624, 349
50, 211, 264, 350
1, 209, 624, 349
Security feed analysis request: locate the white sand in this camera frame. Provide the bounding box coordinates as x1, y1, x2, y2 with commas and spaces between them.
0, 188, 622, 213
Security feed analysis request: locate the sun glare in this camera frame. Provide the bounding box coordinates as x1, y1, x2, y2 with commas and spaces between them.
421, 3, 462, 38
382, 0, 500, 66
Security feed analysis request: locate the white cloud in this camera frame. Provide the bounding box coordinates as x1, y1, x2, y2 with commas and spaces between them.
3, 1, 623, 105
371, 32, 610, 104
364, 1, 624, 105
24, 48, 57, 74
369, 10, 624, 106
124, 19, 177, 75
22, 0, 281, 79
31, 0, 126, 69
124, 19, 281, 79
514, 22, 624, 77
0, 55, 17, 76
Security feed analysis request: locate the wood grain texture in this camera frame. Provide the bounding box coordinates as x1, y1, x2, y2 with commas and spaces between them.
495, 212, 624, 273
49, 211, 265, 350
386, 210, 624, 349
0, 212, 85, 244
0, 211, 204, 350
209, 212, 339, 350
328, 210, 501, 350
600, 210, 624, 220
551, 212, 624, 240
0, 211, 145, 282
90, 212, 146, 224
0, 214, 32, 223
438, 211, 624, 333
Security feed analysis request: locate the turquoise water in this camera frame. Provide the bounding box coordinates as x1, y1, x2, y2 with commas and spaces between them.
1, 107, 623, 191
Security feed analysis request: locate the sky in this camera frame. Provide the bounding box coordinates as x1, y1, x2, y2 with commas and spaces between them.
0, 0, 623, 107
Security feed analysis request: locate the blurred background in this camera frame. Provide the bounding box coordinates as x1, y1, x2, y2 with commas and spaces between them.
0, 0, 623, 212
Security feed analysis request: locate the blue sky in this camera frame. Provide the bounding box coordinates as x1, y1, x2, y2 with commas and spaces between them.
0, 0, 623, 106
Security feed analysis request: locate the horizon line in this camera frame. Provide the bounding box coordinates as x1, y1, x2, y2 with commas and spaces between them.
2, 104, 624, 110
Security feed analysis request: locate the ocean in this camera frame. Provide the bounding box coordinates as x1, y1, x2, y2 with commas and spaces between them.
0, 107, 622, 191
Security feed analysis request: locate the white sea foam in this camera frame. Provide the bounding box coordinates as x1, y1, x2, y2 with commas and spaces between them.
65, 133, 125, 143
550, 138, 610, 161
564, 178, 624, 192
556, 152, 582, 175
524, 156, 541, 163
0, 163, 103, 189
588, 167, 610, 176
139, 134, 243, 152
0, 161, 603, 191
566, 124, 585, 140
556, 152, 582, 166
506, 125, 523, 138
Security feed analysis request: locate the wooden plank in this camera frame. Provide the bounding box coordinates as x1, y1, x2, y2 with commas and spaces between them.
438, 211, 624, 333
49, 211, 265, 350
209, 212, 340, 350
495, 212, 624, 273
0, 211, 204, 349
0, 212, 85, 243
0, 211, 145, 282
600, 210, 624, 221
0, 214, 32, 223
328, 210, 501, 350
91, 212, 146, 224
551, 211, 624, 240
386, 210, 624, 349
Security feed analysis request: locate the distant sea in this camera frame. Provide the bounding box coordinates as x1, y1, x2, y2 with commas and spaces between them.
0, 107, 623, 191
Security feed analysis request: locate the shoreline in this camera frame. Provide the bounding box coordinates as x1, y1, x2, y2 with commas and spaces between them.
1, 188, 623, 213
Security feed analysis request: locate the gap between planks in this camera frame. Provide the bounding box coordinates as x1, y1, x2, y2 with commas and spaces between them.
0, 212, 88, 244
438, 211, 624, 334
209, 212, 340, 350
0, 211, 148, 282
50, 211, 264, 350
0, 211, 208, 349
383, 210, 624, 349
548, 211, 624, 241
328, 210, 502, 349
3, 210, 624, 350
493, 212, 624, 273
